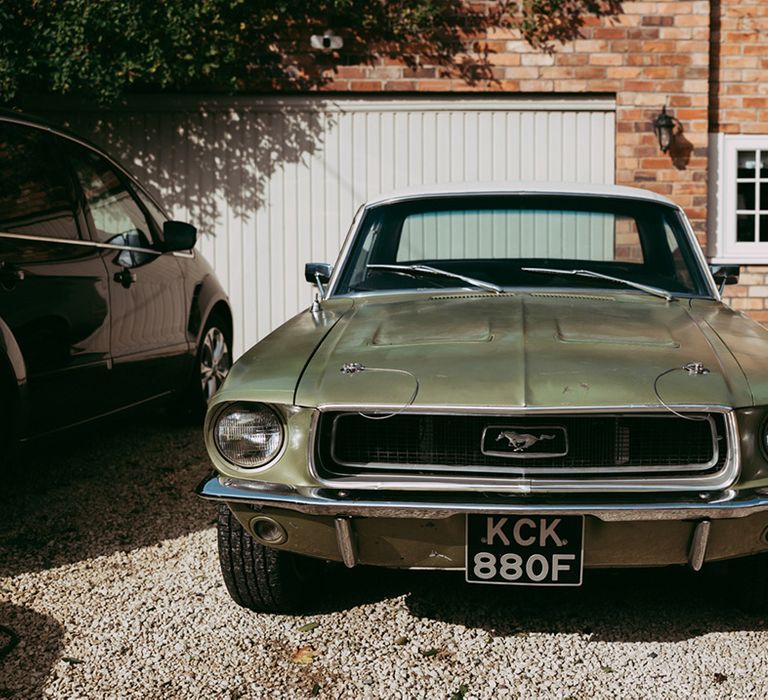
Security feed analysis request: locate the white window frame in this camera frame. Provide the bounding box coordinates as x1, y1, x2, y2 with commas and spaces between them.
709, 133, 768, 263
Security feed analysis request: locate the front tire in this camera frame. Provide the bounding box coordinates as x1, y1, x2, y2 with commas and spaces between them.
216, 505, 323, 614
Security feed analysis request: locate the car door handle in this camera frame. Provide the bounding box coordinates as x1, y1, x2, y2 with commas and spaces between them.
0, 262, 25, 287
114, 268, 137, 288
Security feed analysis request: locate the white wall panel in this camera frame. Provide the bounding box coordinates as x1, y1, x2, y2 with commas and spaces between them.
57, 96, 615, 357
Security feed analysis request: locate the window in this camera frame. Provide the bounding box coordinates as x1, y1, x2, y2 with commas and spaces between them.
0, 122, 80, 241
134, 188, 167, 232
336, 195, 709, 297
395, 210, 643, 263
70, 149, 153, 249
710, 135, 768, 263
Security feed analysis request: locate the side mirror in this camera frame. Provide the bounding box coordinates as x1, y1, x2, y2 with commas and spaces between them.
162, 220, 197, 252
305, 262, 333, 300
710, 264, 740, 293
305, 262, 332, 285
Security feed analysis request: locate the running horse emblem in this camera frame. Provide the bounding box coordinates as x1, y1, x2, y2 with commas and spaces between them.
496, 430, 555, 452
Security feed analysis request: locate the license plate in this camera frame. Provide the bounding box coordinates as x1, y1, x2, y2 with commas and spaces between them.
465, 514, 584, 586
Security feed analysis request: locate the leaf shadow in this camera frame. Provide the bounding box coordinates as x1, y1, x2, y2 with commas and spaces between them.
0, 603, 64, 699
26, 98, 330, 236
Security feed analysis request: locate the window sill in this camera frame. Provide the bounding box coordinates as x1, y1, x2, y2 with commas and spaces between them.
709, 256, 768, 266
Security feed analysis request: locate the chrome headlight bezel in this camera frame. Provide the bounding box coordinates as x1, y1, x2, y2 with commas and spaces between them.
760, 412, 768, 463
213, 402, 285, 469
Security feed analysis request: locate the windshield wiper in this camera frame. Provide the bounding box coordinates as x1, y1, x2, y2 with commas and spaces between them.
521, 267, 673, 301
367, 263, 504, 294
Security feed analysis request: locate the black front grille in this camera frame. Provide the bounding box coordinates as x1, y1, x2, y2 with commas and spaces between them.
315, 412, 728, 480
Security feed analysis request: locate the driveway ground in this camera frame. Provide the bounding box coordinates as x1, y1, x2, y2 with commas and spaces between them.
2, 416, 768, 699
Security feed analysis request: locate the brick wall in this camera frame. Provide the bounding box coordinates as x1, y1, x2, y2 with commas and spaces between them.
712, 0, 768, 316
723, 267, 768, 324
709, 0, 768, 135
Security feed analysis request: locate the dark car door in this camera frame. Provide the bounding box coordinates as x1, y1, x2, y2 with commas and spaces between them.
67, 146, 190, 405
0, 121, 112, 434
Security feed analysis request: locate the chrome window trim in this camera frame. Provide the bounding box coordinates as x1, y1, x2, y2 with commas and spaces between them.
325, 412, 721, 475
0, 230, 194, 258
307, 406, 739, 493
677, 205, 721, 300
331, 288, 711, 301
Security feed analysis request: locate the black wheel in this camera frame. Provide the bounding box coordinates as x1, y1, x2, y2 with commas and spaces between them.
190, 314, 232, 417
216, 504, 325, 614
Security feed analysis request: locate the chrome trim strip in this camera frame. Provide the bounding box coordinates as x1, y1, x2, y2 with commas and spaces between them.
0, 230, 193, 258
197, 476, 768, 522
308, 407, 739, 493
334, 517, 357, 568
688, 519, 711, 571
316, 403, 733, 415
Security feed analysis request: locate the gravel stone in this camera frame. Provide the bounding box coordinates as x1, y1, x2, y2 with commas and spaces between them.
2, 415, 768, 698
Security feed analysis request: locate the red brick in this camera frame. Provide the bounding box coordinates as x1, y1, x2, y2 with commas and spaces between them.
334, 65, 368, 79
743, 98, 768, 108
659, 54, 692, 65
593, 27, 627, 39
349, 80, 382, 91
589, 54, 624, 66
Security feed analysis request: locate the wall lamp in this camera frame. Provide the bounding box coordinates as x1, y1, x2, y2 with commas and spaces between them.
653, 106, 679, 153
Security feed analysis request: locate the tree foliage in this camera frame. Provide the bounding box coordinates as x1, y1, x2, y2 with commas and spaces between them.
0, 0, 623, 106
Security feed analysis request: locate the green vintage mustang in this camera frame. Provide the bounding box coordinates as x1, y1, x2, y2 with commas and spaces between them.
198, 183, 768, 612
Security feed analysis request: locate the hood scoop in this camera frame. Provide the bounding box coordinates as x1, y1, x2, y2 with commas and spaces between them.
371, 307, 494, 346
556, 317, 680, 348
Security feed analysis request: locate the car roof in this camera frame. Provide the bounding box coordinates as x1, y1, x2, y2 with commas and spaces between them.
364, 182, 677, 208
0, 109, 96, 148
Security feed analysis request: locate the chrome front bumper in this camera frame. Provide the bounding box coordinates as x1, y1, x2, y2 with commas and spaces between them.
196, 473, 768, 522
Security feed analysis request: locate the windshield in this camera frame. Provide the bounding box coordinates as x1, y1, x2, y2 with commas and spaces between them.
333, 195, 711, 297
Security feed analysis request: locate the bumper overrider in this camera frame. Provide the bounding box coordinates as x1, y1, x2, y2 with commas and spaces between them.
197, 474, 768, 571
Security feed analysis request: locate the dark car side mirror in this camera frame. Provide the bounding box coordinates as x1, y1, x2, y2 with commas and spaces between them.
162, 220, 197, 252
710, 264, 740, 293
305, 262, 333, 299
305, 262, 332, 285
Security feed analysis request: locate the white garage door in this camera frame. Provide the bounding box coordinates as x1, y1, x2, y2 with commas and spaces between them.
63, 96, 615, 357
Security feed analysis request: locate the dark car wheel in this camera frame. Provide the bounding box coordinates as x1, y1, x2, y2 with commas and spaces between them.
191, 315, 232, 416
216, 504, 326, 614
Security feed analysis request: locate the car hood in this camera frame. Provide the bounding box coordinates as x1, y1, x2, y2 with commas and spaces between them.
295, 292, 754, 410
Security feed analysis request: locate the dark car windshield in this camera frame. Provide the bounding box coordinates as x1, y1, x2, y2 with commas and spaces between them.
333, 195, 711, 297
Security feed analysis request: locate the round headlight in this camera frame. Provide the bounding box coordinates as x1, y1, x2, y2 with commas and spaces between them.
214, 403, 284, 468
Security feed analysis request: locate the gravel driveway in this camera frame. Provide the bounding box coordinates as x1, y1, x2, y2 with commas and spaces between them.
2, 415, 768, 699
